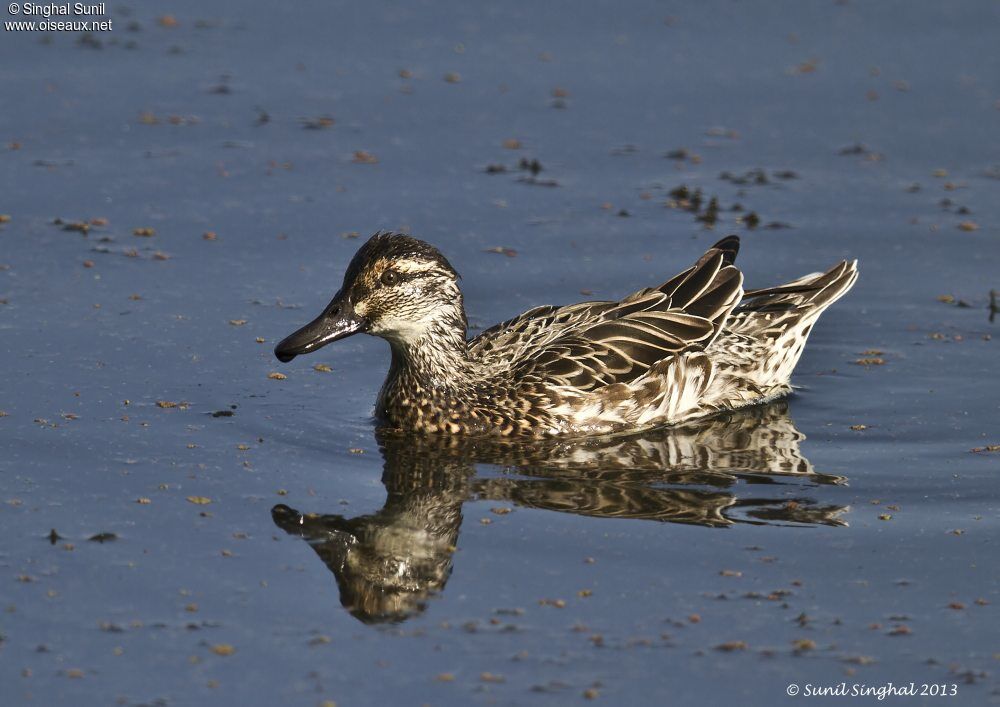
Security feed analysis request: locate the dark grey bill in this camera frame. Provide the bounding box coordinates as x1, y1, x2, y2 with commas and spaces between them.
274, 295, 367, 362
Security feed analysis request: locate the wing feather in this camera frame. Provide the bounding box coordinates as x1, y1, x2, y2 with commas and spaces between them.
486, 238, 746, 392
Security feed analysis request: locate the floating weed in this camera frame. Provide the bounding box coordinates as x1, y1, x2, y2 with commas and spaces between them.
484, 246, 517, 258
716, 640, 748, 652
351, 150, 378, 164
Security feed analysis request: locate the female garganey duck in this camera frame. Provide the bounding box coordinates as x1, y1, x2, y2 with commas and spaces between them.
275, 233, 857, 436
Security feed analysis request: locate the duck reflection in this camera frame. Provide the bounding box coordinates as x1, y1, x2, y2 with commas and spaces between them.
272, 401, 847, 624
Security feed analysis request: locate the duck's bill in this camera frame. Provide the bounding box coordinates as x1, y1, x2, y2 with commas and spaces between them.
274, 300, 367, 362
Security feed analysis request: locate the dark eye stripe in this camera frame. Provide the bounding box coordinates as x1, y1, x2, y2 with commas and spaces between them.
381, 268, 437, 286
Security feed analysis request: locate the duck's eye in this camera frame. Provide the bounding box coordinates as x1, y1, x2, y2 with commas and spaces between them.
380, 269, 400, 287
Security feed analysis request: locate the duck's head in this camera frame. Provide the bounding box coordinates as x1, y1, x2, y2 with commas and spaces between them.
274, 232, 465, 362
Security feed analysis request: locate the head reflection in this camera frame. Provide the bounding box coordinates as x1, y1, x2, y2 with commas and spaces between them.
272, 401, 848, 624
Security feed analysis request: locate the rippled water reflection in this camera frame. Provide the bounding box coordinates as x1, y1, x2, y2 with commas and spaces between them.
275, 402, 848, 623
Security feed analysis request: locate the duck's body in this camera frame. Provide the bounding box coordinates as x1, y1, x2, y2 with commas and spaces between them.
275, 233, 857, 437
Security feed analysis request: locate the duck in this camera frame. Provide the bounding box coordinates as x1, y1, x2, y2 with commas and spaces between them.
274, 232, 857, 437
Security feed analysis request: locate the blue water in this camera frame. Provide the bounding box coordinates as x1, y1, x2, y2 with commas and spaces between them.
1, 1, 998, 704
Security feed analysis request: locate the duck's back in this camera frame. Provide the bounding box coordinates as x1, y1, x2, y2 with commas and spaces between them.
467, 237, 856, 436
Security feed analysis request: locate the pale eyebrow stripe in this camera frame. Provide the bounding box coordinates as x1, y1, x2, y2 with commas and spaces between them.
390, 259, 437, 275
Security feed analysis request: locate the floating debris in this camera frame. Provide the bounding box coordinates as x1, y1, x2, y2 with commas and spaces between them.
854, 357, 885, 366
668, 185, 690, 200
517, 174, 558, 187
838, 143, 878, 157
715, 640, 748, 652
843, 655, 877, 666
518, 158, 542, 175
208, 75, 232, 94
719, 169, 768, 186
705, 126, 739, 139
301, 116, 334, 130
696, 197, 720, 226
789, 57, 820, 75
791, 638, 816, 652
352, 150, 378, 164
62, 221, 91, 234
484, 246, 517, 257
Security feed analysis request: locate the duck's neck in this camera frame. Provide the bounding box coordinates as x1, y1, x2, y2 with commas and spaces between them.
386, 322, 475, 392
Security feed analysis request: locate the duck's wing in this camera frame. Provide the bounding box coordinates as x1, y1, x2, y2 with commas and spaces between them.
470, 301, 618, 362
470, 236, 742, 366
507, 238, 745, 392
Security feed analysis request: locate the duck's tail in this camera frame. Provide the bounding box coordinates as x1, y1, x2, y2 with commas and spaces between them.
706, 260, 859, 406
739, 259, 859, 323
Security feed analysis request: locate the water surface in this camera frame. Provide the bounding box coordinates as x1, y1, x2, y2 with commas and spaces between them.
1, 1, 998, 704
